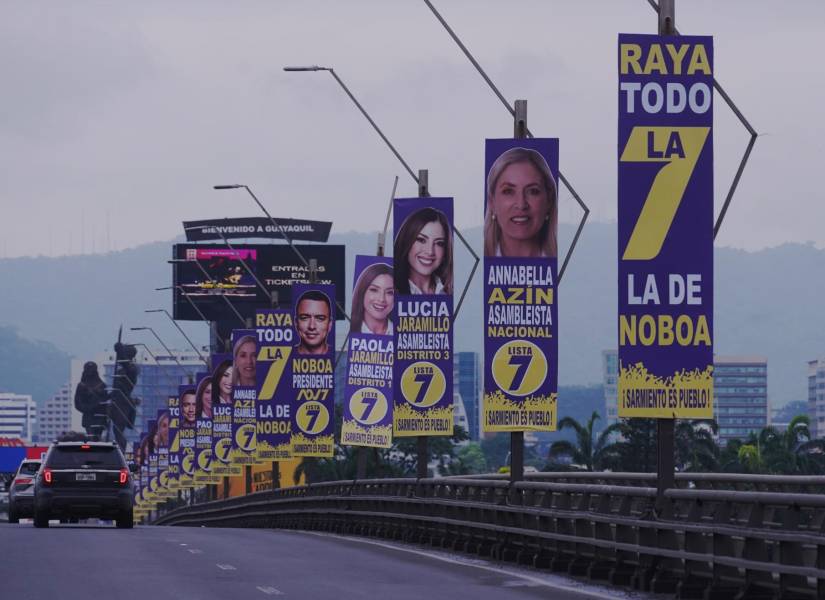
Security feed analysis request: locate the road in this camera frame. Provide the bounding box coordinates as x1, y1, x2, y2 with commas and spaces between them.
0, 522, 648, 600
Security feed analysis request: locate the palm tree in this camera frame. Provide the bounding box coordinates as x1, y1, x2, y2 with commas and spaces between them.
674, 420, 719, 472
719, 415, 825, 475
547, 411, 620, 471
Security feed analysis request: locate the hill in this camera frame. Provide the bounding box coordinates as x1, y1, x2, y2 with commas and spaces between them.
0, 326, 71, 407
0, 223, 823, 408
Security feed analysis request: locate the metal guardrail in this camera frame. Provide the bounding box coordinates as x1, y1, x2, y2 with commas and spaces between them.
153, 476, 825, 598
452, 471, 825, 494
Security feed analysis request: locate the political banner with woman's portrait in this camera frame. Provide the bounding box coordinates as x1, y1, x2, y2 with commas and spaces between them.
342, 256, 394, 448
393, 197, 454, 437
192, 372, 218, 485
483, 140, 559, 432
255, 309, 294, 461
177, 384, 197, 488
617, 34, 714, 418
155, 409, 174, 498
166, 395, 180, 493
230, 330, 258, 465
290, 283, 336, 457
210, 353, 241, 477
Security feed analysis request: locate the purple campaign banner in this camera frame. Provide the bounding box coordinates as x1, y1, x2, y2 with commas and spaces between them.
178, 383, 197, 487
342, 256, 394, 448
147, 419, 158, 501
617, 34, 714, 418
231, 330, 258, 464
209, 353, 240, 476
167, 395, 180, 492
290, 283, 335, 457
483, 139, 559, 432
255, 309, 294, 460
155, 409, 172, 498
193, 372, 217, 484
393, 197, 454, 437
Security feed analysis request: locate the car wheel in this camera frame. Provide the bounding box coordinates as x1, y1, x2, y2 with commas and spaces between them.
33, 510, 50, 528
8, 506, 19, 524
116, 511, 133, 529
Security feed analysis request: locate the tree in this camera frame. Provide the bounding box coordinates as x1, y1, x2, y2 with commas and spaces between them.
546, 411, 620, 471
440, 442, 487, 476
601, 418, 658, 472
674, 420, 719, 472
719, 415, 825, 475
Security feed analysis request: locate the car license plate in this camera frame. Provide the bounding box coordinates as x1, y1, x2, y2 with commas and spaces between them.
76, 473, 96, 481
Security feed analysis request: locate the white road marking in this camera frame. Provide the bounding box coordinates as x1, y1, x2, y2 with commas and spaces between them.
179, 543, 187, 546
256, 586, 284, 595
297, 531, 641, 600
216, 564, 236, 570
187, 549, 203, 554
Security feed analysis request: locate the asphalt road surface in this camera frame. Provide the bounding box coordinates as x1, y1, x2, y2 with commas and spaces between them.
0, 521, 647, 600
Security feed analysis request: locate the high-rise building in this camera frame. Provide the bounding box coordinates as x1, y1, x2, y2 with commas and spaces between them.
455, 352, 480, 440
71, 349, 207, 445
602, 350, 619, 426
713, 356, 768, 446
808, 358, 825, 438
37, 384, 73, 443
0, 393, 38, 442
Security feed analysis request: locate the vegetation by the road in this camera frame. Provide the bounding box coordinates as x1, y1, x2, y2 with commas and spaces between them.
295, 407, 825, 482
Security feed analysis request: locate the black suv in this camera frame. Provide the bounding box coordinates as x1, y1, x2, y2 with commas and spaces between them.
33, 441, 135, 528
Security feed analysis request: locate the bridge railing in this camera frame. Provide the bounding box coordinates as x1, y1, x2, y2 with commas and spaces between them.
450, 471, 825, 493
153, 474, 825, 598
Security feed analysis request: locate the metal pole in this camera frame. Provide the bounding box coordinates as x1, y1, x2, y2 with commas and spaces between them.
656, 0, 676, 502
416, 170, 430, 479
146, 309, 208, 368
422, 0, 589, 285
508, 100, 528, 484
130, 326, 193, 381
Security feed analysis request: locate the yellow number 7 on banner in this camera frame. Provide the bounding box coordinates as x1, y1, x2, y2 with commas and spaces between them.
620, 126, 710, 260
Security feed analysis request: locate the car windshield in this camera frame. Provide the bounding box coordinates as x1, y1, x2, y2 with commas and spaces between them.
19, 462, 41, 476
48, 447, 123, 469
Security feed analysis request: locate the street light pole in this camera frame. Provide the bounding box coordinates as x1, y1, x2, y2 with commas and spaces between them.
129, 326, 193, 381
282, 65, 478, 317
656, 0, 677, 503
283, 67, 418, 184
145, 309, 209, 368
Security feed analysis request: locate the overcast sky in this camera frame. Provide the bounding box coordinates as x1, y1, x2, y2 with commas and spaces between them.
1, 0, 823, 258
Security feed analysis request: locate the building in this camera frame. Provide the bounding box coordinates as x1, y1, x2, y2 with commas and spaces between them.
808, 358, 825, 438
602, 350, 619, 426
0, 393, 38, 442
36, 384, 73, 443
714, 356, 768, 446
602, 350, 768, 445
71, 348, 207, 445
455, 352, 481, 440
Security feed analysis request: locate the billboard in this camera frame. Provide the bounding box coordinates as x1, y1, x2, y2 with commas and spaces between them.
482, 139, 559, 433
172, 243, 346, 321
392, 197, 454, 437
183, 217, 332, 243
341, 256, 394, 448
617, 34, 714, 418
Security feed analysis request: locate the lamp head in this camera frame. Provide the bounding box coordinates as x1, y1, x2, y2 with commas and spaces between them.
213, 184, 244, 190
283, 65, 328, 72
